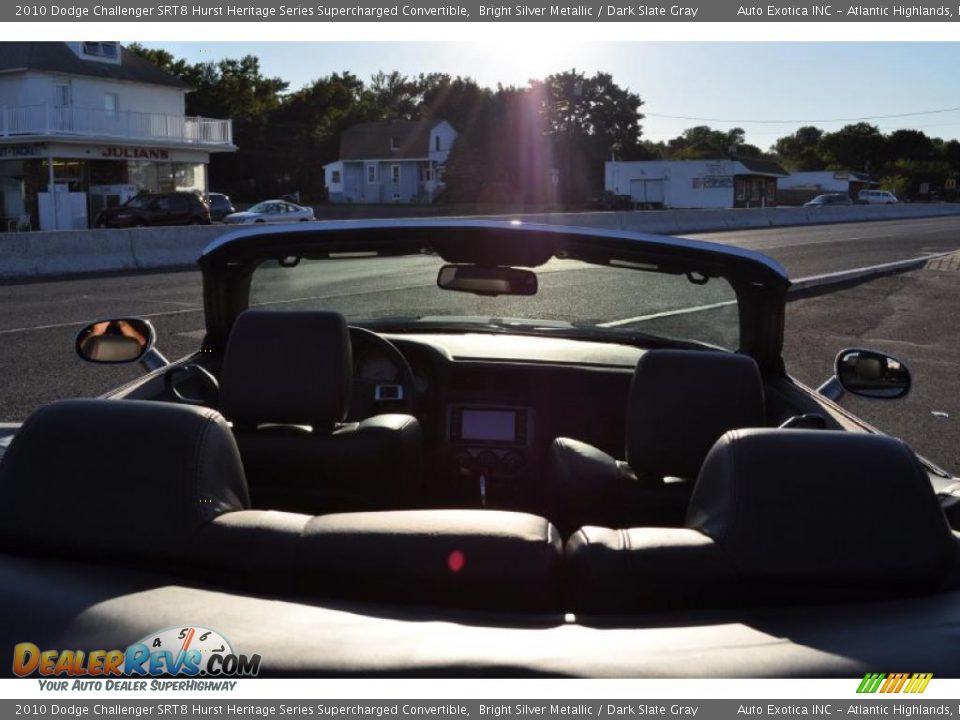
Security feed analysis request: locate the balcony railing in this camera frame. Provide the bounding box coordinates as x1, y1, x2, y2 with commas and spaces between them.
0, 105, 233, 147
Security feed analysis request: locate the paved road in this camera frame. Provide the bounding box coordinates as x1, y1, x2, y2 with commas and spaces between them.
784, 254, 960, 476
1, 216, 958, 473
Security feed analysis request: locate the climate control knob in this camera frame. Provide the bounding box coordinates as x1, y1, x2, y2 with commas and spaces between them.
501, 450, 525, 475
451, 448, 475, 472
477, 450, 499, 472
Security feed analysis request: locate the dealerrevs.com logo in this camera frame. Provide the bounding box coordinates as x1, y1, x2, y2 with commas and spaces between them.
13, 626, 261, 679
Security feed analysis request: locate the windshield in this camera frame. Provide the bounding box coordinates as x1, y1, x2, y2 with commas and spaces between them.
248, 202, 273, 213
249, 254, 740, 350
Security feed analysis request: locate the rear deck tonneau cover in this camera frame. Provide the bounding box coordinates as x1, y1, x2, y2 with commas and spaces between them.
3, 554, 959, 678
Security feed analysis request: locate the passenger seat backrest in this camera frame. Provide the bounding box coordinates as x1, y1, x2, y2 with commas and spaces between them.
566, 429, 959, 612
544, 349, 766, 536
626, 350, 765, 480
0, 399, 249, 561
688, 429, 957, 587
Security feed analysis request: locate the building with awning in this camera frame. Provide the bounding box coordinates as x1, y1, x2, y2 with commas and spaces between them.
605, 158, 789, 209
0, 42, 235, 230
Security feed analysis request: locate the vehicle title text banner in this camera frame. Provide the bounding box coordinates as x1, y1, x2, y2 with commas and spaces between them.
3, 700, 960, 717
5, 0, 960, 21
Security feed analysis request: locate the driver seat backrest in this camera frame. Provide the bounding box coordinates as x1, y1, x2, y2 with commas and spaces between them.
0, 398, 250, 564
218, 309, 422, 514
565, 429, 960, 613
545, 349, 765, 536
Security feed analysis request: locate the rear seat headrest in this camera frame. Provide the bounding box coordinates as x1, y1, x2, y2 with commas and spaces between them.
626, 350, 765, 479
688, 429, 956, 586
0, 399, 249, 560
219, 309, 352, 431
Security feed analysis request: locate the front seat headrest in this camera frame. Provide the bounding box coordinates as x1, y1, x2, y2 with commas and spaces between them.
688, 429, 957, 589
0, 399, 249, 560
626, 349, 765, 479
219, 309, 352, 431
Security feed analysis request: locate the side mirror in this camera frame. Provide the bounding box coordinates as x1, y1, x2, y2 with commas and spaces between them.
437, 265, 538, 296
818, 348, 911, 401
75, 318, 168, 373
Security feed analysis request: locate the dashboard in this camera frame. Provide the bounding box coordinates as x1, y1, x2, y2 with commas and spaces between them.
354, 332, 644, 512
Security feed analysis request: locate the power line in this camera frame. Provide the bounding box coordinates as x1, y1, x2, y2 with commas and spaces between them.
644, 107, 960, 124
745, 121, 960, 138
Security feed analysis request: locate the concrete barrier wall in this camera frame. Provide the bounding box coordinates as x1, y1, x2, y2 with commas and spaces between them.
530, 203, 960, 235
3, 204, 960, 281
0, 225, 224, 281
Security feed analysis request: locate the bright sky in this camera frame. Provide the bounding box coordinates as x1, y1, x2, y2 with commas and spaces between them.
140, 42, 960, 149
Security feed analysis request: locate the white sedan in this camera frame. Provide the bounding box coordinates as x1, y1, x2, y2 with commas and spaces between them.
223, 200, 315, 225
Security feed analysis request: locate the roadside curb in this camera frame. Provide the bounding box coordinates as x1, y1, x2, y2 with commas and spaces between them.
789, 250, 958, 295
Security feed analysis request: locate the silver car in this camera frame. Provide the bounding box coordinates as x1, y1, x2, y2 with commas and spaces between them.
223, 200, 315, 224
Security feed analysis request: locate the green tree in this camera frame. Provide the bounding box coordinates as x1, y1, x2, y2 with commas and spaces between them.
773, 126, 825, 170
942, 140, 960, 172
268, 72, 372, 199
818, 122, 884, 173
528, 69, 645, 203
884, 129, 935, 164
365, 71, 424, 120
666, 126, 752, 160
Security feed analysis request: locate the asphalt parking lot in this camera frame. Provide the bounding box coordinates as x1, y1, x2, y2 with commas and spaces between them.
0, 217, 957, 475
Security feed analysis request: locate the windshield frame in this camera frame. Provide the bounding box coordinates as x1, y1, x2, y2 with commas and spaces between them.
198, 219, 790, 372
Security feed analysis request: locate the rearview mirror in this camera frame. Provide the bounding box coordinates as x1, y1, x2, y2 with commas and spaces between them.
437, 265, 538, 296
835, 348, 911, 400
76, 318, 155, 364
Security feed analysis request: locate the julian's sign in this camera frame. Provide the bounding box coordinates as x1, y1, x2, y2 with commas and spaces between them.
101, 147, 170, 160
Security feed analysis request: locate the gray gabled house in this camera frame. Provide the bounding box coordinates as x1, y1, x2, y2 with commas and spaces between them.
323, 118, 457, 204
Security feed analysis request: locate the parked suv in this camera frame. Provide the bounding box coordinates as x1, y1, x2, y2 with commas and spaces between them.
205, 192, 236, 222
857, 189, 899, 205
94, 192, 211, 228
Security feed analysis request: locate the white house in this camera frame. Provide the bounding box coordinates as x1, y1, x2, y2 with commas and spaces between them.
605, 158, 789, 209
324, 119, 457, 204
0, 42, 235, 230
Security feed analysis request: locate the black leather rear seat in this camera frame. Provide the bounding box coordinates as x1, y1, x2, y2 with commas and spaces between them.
566, 429, 960, 613
0, 399, 561, 612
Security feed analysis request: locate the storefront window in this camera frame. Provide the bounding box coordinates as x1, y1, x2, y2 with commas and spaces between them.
174, 163, 196, 190
48, 160, 86, 193
89, 160, 126, 186
122, 161, 207, 193
127, 161, 158, 192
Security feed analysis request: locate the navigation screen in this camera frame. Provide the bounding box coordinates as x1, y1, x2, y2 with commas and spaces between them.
461, 409, 516, 442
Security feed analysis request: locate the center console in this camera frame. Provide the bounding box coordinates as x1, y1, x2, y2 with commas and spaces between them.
444, 404, 533, 508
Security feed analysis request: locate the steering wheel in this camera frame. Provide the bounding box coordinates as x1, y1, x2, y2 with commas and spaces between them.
347, 326, 417, 421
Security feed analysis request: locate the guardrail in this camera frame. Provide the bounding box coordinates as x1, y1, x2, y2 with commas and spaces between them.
1, 204, 960, 282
